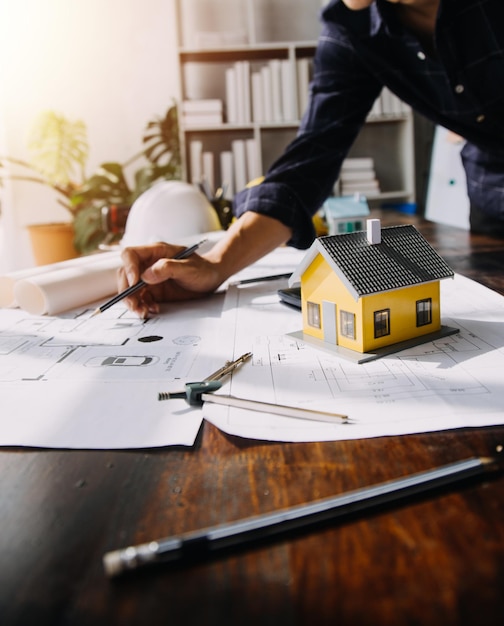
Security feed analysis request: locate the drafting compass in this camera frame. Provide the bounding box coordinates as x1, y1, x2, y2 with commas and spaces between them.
158, 351, 347, 424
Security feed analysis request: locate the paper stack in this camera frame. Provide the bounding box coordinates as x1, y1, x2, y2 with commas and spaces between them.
182, 100, 224, 128
339, 157, 381, 197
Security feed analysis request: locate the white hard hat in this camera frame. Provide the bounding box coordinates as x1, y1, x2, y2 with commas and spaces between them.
121, 180, 221, 247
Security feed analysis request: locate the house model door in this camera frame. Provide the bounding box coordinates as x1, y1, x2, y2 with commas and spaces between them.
322, 301, 338, 344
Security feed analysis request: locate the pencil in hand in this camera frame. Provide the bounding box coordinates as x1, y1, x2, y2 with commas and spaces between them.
90, 239, 207, 317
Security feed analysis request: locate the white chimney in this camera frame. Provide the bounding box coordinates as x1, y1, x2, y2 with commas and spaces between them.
367, 218, 381, 245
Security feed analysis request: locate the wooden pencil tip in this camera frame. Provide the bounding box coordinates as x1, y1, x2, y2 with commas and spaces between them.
90, 308, 101, 318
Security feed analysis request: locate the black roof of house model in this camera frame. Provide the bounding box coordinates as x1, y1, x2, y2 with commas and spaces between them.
290, 224, 454, 300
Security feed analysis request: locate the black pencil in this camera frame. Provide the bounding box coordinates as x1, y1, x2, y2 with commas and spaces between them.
232, 272, 292, 285
91, 239, 207, 316
103, 455, 500, 577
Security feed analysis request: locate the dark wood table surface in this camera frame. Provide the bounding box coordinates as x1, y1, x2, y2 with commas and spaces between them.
1, 210, 503, 626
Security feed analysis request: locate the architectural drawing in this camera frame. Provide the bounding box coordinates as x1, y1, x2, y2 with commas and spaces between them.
206, 273, 504, 441
0, 295, 226, 448
0, 304, 213, 384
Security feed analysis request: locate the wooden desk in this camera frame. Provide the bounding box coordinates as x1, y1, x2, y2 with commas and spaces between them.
1, 212, 503, 626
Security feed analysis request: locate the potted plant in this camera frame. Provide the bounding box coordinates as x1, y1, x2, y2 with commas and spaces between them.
0, 103, 181, 262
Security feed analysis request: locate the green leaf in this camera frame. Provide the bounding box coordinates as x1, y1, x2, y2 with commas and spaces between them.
27, 111, 89, 187
74, 162, 133, 207
142, 103, 180, 167
72, 205, 107, 255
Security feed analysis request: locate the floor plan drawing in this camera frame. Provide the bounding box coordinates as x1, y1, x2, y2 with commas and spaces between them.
1, 253, 503, 447
0, 293, 227, 448
204, 273, 504, 441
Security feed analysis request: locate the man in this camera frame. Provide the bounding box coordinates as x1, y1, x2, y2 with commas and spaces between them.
119, 0, 504, 318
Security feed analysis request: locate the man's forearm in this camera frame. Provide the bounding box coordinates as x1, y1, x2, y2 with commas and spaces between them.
203, 211, 293, 284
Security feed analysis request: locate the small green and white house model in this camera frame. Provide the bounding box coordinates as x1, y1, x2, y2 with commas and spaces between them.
323, 194, 370, 236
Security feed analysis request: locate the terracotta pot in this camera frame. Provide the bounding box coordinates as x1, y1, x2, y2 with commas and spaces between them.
27, 222, 79, 266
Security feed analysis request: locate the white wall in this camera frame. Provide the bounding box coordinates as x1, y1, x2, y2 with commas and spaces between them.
0, 0, 180, 270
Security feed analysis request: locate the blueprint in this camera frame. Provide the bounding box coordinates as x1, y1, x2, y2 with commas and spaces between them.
204, 273, 504, 442
0, 244, 302, 449
1, 238, 503, 447
0, 293, 227, 448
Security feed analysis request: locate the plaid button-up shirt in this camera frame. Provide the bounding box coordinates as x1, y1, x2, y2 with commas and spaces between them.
234, 0, 504, 248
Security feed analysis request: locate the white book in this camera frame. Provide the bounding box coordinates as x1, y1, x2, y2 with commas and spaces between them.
179, 0, 202, 47
245, 138, 261, 182
368, 95, 382, 118
341, 176, 379, 187
189, 140, 203, 185
241, 61, 251, 124
376, 88, 409, 117
182, 99, 223, 113
340, 169, 377, 182
269, 59, 283, 122
251, 72, 264, 122
400, 100, 412, 115
225, 67, 238, 124
235, 62, 244, 123
380, 87, 397, 116
235, 61, 251, 124
202, 151, 215, 193
281, 59, 297, 121
220, 151, 234, 199
261, 65, 273, 122
341, 180, 380, 194
232, 139, 247, 192
341, 157, 375, 171
183, 112, 223, 127
390, 92, 403, 115
296, 58, 311, 119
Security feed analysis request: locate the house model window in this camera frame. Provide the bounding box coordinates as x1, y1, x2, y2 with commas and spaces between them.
340, 311, 355, 339
374, 309, 390, 338
307, 302, 321, 328
287, 219, 459, 363
416, 298, 432, 326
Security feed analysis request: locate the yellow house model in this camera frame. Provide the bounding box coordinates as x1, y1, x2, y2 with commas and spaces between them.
288, 219, 458, 363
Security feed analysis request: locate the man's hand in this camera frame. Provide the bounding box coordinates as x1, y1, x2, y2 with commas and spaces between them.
117, 212, 293, 317
118, 242, 222, 318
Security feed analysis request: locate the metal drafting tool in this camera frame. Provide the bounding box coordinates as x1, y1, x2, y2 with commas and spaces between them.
203, 352, 252, 382
158, 380, 348, 424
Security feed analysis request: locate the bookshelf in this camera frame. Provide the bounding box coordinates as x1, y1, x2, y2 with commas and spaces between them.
175, 0, 415, 206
